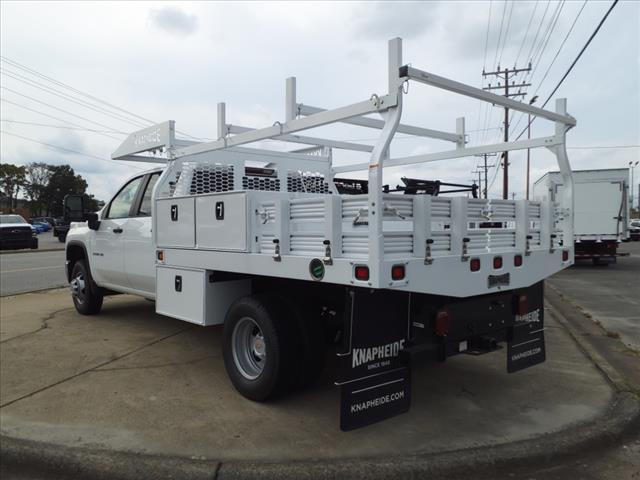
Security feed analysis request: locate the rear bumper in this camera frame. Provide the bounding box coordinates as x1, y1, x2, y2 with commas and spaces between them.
409, 281, 544, 362
574, 240, 624, 259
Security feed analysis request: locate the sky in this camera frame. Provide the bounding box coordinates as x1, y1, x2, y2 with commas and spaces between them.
1, 1, 639, 203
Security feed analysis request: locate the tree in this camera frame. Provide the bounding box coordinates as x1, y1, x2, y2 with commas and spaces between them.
0, 163, 26, 211
42, 165, 88, 216
24, 162, 52, 216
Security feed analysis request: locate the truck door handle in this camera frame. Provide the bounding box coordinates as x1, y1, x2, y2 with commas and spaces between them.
113, 228, 123, 234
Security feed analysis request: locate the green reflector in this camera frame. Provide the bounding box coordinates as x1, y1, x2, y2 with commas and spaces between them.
309, 259, 325, 280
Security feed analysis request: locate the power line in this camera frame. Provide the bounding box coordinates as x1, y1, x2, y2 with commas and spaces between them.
482, 0, 493, 71
510, 0, 587, 135
475, 0, 494, 146
529, 1, 565, 72
567, 145, 639, 149
515, 0, 620, 141
1, 86, 130, 136
0, 129, 146, 170
0, 119, 126, 134
514, 1, 540, 67
0, 56, 208, 141
1, 68, 150, 129
497, 0, 516, 68
525, 0, 552, 65
0, 56, 153, 124
533, 1, 587, 98
1, 97, 123, 141
491, 0, 509, 70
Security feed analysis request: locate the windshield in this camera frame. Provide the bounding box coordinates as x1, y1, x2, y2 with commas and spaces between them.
0, 215, 27, 224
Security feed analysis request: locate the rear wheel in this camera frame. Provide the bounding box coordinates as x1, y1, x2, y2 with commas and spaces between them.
70, 260, 103, 315
58, 234, 66, 243
223, 295, 300, 401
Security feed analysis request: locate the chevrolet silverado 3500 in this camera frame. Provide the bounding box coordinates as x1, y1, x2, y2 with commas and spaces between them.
64, 38, 576, 430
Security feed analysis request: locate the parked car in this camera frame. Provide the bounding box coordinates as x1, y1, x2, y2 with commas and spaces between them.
53, 217, 70, 242
30, 217, 52, 231
629, 219, 640, 241
31, 222, 47, 234
0, 214, 38, 250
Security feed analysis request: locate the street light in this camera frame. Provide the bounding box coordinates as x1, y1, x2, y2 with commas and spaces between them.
526, 95, 539, 200
630, 160, 639, 212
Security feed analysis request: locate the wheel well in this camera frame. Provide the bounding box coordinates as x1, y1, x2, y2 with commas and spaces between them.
66, 243, 87, 282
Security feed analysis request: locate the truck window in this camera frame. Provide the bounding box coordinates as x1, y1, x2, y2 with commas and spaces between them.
107, 176, 144, 219
137, 173, 160, 217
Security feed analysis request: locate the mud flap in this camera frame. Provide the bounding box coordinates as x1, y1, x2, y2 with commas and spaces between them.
337, 288, 411, 431
507, 283, 546, 373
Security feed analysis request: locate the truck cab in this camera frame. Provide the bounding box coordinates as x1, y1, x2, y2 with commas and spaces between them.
66, 169, 161, 302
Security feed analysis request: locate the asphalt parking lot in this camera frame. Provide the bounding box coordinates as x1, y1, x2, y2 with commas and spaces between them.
548, 241, 639, 350
0, 250, 66, 296
0, 244, 638, 479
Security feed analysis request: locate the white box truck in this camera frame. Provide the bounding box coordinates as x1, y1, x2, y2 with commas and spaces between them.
63, 38, 577, 430
533, 168, 629, 265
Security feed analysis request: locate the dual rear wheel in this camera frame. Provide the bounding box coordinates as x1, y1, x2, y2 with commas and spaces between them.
223, 294, 326, 401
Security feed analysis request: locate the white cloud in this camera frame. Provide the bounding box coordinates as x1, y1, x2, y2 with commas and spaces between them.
148, 6, 198, 37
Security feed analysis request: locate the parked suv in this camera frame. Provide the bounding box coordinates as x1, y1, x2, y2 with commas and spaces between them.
0, 214, 38, 250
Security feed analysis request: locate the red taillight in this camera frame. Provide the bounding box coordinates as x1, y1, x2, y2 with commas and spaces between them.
562, 250, 569, 262
391, 264, 405, 280
435, 308, 451, 336
517, 294, 529, 316
470, 258, 481, 272
354, 265, 369, 281
514, 254, 523, 267
493, 256, 503, 269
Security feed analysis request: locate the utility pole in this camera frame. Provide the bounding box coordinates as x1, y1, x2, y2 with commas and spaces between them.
526, 95, 539, 199
630, 161, 639, 211
483, 64, 532, 199
474, 153, 496, 199
472, 170, 482, 191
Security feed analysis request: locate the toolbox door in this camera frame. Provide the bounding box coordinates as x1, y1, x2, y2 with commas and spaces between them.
196, 193, 248, 251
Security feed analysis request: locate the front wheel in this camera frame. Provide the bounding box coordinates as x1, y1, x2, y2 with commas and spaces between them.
70, 260, 103, 315
223, 295, 300, 401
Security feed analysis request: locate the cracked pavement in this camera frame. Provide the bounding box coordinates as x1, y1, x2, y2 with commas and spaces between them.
0, 287, 616, 462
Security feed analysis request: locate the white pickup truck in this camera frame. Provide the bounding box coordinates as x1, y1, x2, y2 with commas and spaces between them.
64, 38, 576, 431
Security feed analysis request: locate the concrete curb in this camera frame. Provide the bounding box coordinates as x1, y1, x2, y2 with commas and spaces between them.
1, 291, 639, 480
0, 247, 65, 255
1, 392, 638, 480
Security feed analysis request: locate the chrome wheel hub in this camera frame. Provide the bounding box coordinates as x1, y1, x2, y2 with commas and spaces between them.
70, 274, 86, 303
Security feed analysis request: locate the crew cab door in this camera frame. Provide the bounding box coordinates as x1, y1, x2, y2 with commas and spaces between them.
92, 176, 145, 287
124, 172, 160, 296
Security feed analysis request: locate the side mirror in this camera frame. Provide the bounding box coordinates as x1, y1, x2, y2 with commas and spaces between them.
86, 212, 100, 231
63, 194, 85, 222
63, 194, 100, 230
